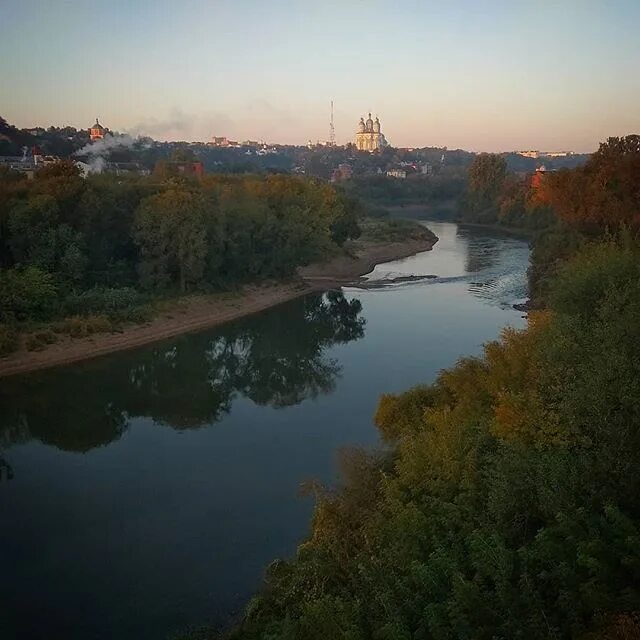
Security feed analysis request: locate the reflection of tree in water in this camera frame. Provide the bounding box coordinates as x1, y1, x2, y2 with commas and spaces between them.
0, 378, 128, 453
0, 292, 365, 455
233, 291, 364, 408
457, 227, 500, 274
0, 454, 14, 482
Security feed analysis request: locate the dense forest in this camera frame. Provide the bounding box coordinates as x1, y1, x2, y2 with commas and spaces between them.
0, 163, 360, 354
199, 136, 640, 639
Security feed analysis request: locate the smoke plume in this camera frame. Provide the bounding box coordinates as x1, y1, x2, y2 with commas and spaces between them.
75, 133, 142, 174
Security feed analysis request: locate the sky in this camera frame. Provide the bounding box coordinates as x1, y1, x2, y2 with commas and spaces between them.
1, 0, 639, 152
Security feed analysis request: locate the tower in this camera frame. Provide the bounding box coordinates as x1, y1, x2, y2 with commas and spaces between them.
329, 100, 335, 146
89, 118, 106, 141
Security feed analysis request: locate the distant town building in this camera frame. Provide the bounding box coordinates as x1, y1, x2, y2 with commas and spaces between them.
89, 118, 107, 141
543, 151, 574, 158
518, 150, 540, 159
420, 163, 433, 176
331, 163, 353, 183
387, 168, 407, 179
530, 165, 552, 189
517, 150, 574, 159
209, 136, 241, 148
107, 162, 150, 177
0, 155, 35, 177
32, 154, 58, 166
0, 152, 60, 178
354, 113, 388, 152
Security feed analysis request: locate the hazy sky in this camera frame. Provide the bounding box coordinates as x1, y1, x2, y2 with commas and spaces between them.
1, 0, 639, 152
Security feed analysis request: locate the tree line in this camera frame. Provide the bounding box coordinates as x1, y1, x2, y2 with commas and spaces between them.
210, 136, 640, 640
0, 163, 360, 353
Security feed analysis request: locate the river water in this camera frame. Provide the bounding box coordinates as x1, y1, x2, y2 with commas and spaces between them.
0, 221, 529, 640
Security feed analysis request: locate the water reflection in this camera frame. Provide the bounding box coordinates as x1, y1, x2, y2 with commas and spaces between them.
461, 234, 501, 273
0, 291, 365, 455
0, 456, 13, 482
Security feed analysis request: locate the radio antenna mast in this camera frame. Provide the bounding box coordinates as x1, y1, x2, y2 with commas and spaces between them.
329, 100, 335, 146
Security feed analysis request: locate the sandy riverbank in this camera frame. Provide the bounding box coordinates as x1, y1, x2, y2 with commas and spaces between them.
0, 235, 437, 378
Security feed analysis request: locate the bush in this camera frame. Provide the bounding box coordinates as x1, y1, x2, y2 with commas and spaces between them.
0, 267, 58, 322
25, 329, 58, 351
61, 286, 144, 317
0, 324, 18, 356
109, 304, 153, 324
58, 315, 113, 338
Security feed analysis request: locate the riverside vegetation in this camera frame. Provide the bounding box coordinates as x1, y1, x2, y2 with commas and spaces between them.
0, 164, 365, 355
182, 136, 639, 639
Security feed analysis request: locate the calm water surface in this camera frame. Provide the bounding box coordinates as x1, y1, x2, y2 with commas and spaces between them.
0, 222, 529, 640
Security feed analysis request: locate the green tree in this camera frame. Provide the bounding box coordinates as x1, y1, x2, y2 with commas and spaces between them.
7, 195, 87, 284
467, 153, 507, 218
134, 186, 209, 292
0, 266, 58, 321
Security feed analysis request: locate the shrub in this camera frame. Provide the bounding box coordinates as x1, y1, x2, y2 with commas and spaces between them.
109, 304, 153, 324
59, 315, 113, 338
0, 324, 18, 356
0, 267, 58, 322
61, 286, 144, 317
25, 329, 58, 351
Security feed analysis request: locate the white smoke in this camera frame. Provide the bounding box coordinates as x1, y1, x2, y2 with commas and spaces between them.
74, 133, 144, 174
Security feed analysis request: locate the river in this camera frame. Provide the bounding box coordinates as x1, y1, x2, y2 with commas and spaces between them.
0, 221, 530, 640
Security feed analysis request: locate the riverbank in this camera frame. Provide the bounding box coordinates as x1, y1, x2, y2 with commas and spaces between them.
0, 232, 437, 378
299, 234, 437, 288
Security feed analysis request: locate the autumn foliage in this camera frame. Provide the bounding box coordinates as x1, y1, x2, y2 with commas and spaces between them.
538, 135, 640, 232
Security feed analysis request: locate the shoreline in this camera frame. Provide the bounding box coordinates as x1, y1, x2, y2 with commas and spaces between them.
0, 235, 437, 379
385, 205, 537, 238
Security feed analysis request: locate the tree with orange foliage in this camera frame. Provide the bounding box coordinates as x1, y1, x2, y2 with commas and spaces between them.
540, 135, 640, 233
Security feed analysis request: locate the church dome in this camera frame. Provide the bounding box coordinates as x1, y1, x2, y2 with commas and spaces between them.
373, 116, 381, 133
365, 113, 374, 131
358, 117, 366, 133
90, 118, 104, 131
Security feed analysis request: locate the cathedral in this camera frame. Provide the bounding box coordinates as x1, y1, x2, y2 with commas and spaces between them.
354, 113, 388, 151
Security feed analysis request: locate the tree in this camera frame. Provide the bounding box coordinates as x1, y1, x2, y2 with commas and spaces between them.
540, 135, 640, 232
330, 193, 362, 245
7, 194, 87, 283
134, 186, 209, 292
467, 153, 507, 217
0, 266, 58, 321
